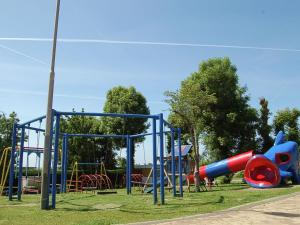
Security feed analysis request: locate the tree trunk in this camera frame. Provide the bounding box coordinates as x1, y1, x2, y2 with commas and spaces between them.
130, 140, 135, 171
191, 129, 201, 192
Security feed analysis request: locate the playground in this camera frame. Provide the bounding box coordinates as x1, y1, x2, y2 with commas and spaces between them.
1, 184, 300, 225
1, 1, 300, 225
0, 109, 299, 225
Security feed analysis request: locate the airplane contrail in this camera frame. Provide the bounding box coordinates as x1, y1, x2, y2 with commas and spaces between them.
0, 43, 48, 65
0, 37, 300, 52
0, 88, 104, 101
0, 88, 166, 105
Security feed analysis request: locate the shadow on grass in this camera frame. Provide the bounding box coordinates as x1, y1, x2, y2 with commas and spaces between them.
56, 207, 100, 212
188, 185, 248, 193
273, 184, 294, 189
56, 202, 122, 212
56, 194, 97, 205
114, 195, 228, 215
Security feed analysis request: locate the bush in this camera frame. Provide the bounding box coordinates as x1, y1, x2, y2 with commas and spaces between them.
233, 171, 244, 178
219, 174, 234, 184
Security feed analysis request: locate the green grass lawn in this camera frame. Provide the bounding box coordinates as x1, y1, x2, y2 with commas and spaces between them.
1, 184, 300, 225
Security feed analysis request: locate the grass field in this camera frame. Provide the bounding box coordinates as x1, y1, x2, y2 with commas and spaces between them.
1, 184, 300, 225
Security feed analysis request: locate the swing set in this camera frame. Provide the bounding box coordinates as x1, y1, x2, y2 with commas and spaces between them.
7, 109, 184, 209
0, 119, 52, 196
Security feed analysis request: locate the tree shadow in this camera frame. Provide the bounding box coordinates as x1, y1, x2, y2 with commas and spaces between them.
56, 207, 100, 212
57, 193, 96, 203
239, 209, 300, 218
217, 196, 224, 203
263, 211, 300, 218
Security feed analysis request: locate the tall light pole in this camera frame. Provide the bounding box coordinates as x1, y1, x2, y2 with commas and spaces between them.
41, 0, 60, 210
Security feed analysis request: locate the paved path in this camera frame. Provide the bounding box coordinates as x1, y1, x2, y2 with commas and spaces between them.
136, 192, 300, 225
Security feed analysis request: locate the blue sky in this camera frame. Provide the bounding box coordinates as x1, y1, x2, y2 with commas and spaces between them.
0, 1, 299, 165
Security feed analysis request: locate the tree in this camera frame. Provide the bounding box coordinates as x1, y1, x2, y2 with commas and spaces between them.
165, 72, 217, 192
102, 86, 150, 169
273, 108, 300, 144
197, 58, 258, 161
0, 112, 20, 181
60, 109, 116, 172
0, 112, 20, 151
257, 98, 273, 153
166, 57, 259, 187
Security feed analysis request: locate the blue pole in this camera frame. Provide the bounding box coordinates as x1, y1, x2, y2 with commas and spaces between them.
61, 135, 66, 193
171, 129, 176, 197
178, 128, 183, 197
128, 137, 132, 194
56, 111, 158, 119
19, 115, 46, 127
52, 114, 60, 208
126, 136, 130, 195
159, 113, 165, 205
152, 118, 157, 204
63, 135, 68, 193
9, 123, 17, 200
17, 127, 25, 200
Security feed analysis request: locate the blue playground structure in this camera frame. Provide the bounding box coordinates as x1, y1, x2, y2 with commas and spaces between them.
244, 131, 300, 188
8, 110, 184, 209
187, 131, 300, 189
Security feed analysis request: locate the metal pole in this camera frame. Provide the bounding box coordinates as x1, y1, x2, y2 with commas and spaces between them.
8, 123, 17, 200
17, 127, 25, 200
63, 135, 69, 193
51, 115, 60, 208
41, 0, 60, 210
159, 114, 165, 205
126, 135, 130, 195
26, 146, 29, 185
178, 128, 183, 197
60, 135, 65, 193
171, 129, 176, 197
152, 118, 157, 204
128, 137, 132, 194
61, 135, 66, 193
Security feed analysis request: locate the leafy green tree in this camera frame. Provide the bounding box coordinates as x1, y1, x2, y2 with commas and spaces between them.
102, 86, 150, 169
196, 58, 258, 161
0, 112, 20, 151
257, 98, 273, 153
60, 109, 116, 172
0, 112, 20, 182
166, 57, 258, 187
165, 72, 217, 191
273, 108, 300, 144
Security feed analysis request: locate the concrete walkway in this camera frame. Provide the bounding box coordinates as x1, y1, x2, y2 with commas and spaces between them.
136, 192, 300, 225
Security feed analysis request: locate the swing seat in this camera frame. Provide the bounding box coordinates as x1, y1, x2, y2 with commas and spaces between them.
82, 186, 97, 193
97, 191, 117, 195
143, 177, 169, 194
23, 186, 39, 194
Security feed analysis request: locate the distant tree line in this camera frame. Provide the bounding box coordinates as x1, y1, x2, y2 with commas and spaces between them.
0, 57, 299, 178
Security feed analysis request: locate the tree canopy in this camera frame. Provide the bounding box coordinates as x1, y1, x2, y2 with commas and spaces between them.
102, 86, 150, 168
166, 57, 259, 187
60, 109, 116, 171
273, 108, 300, 144
194, 58, 258, 161
0, 112, 19, 151
165, 69, 216, 191
257, 98, 273, 153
